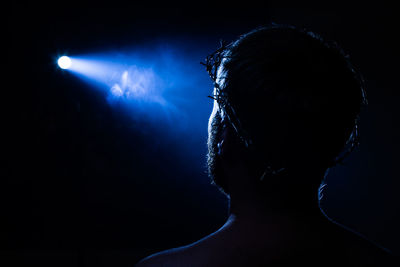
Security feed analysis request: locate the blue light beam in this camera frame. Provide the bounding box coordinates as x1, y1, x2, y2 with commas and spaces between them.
56, 41, 217, 176
56, 42, 214, 136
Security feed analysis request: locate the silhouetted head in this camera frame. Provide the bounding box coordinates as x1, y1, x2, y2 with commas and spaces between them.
206, 25, 366, 198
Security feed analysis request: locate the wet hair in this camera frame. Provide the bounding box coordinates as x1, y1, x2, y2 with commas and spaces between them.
206, 25, 367, 194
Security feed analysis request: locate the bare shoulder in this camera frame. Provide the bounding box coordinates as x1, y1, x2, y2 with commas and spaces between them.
322, 222, 398, 266
345, 236, 397, 265
135, 246, 192, 267
135, 227, 227, 266
135, 221, 399, 266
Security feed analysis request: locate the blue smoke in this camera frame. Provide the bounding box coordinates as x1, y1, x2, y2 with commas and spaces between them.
57, 40, 216, 175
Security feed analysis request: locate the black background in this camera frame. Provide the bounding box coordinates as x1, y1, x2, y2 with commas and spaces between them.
5, 1, 399, 266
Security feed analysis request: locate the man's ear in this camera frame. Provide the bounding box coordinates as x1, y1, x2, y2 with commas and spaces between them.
216, 117, 228, 156
216, 114, 230, 155
217, 133, 226, 156
217, 121, 239, 161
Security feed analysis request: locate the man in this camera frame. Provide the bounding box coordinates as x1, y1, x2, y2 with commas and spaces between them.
137, 25, 396, 266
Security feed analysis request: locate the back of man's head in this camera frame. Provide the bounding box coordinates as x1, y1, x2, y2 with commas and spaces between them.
209, 25, 366, 194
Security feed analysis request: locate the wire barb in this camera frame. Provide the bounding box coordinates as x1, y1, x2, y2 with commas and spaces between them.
201, 37, 365, 180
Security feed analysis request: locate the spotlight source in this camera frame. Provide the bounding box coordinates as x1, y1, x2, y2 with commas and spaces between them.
58, 56, 72, 69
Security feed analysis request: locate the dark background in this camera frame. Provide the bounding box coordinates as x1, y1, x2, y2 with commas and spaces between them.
4, 1, 399, 266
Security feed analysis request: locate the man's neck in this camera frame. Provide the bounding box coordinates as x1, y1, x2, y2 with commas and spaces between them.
226, 185, 330, 236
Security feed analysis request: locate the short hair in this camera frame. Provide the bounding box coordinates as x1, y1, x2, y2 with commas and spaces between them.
207, 25, 367, 188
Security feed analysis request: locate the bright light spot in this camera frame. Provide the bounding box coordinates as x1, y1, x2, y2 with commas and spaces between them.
58, 56, 72, 69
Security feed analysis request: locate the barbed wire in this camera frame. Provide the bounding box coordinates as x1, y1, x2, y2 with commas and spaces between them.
201, 36, 366, 180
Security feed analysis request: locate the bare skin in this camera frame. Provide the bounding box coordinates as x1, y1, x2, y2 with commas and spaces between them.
136, 211, 393, 266
136, 102, 395, 266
